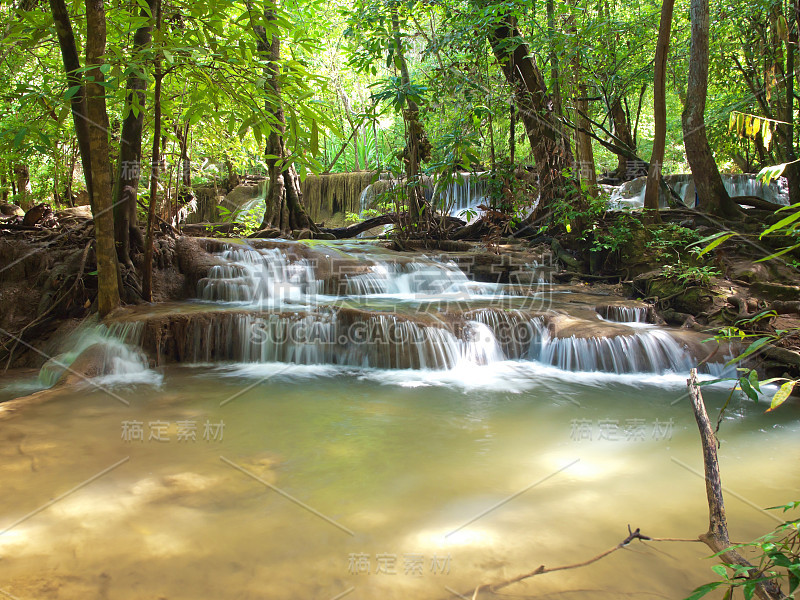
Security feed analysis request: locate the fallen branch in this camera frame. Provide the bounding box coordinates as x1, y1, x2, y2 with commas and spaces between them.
318, 213, 398, 239
686, 369, 785, 600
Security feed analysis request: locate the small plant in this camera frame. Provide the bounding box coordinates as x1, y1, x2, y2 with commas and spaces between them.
685, 501, 800, 600
646, 223, 701, 251
217, 204, 261, 236
661, 263, 721, 286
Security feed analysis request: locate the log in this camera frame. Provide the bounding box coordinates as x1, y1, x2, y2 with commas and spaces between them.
732, 195, 787, 211
318, 213, 397, 239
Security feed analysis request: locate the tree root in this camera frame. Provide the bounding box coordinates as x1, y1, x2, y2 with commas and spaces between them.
2, 239, 93, 371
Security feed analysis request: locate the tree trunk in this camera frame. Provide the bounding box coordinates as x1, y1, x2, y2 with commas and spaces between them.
85, 0, 121, 316
610, 97, 636, 180
174, 121, 191, 203
113, 0, 154, 267
49, 0, 95, 208
575, 85, 598, 197
681, 0, 740, 217
13, 164, 31, 210
251, 2, 317, 233
487, 13, 579, 221
644, 0, 675, 220
392, 4, 428, 229
782, 2, 800, 207
546, 0, 562, 119
567, 4, 597, 197
509, 104, 516, 164
142, 0, 162, 302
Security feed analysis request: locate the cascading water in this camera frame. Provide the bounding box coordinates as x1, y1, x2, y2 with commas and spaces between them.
37, 240, 730, 388
596, 305, 652, 323
107, 241, 730, 376
359, 172, 489, 220
14, 238, 783, 600
609, 173, 790, 209
37, 321, 157, 388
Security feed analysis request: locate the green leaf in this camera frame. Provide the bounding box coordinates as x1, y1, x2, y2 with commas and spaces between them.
726, 336, 772, 366
710, 564, 729, 578
12, 127, 27, 148
684, 581, 723, 600
739, 376, 759, 403
748, 369, 761, 393
766, 381, 795, 412
756, 163, 787, 185
743, 582, 755, 600
695, 232, 734, 257
310, 119, 319, 156
759, 209, 800, 238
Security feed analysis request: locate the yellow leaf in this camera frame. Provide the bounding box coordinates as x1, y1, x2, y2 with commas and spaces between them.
766, 380, 795, 412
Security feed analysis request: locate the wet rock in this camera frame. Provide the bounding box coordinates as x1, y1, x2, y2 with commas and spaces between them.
661, 308, 697, 328
762, 346, 800, 368
315, 232, 337, 241
251, 227, 282, 238
750, 282, 800, 302
55, 206, 93, 222
54, 343, 114, 386
729, 261, 770, 283
0, 203, 24, 216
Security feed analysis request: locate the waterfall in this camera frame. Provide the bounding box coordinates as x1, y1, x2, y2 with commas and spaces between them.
68, 241, 730, 377
37, 322, 156, 388
596, 305, 652, 323
196, 247, 321, 304
609, 173, 789, 209
359, 172, 489, 219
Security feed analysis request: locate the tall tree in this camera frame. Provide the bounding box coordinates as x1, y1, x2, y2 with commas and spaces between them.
487, 12, 580, 220
250, 1, 317, 233
112, 0, 155, 268
49, 0, 94, 207
643, 0, 676, 220
391, 1, 429, 228
142, 0, 163, 303
50, 0, 120, 315
682, 0, 740, 217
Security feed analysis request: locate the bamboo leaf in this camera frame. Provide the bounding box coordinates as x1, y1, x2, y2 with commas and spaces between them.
725, 336, 772, 366
695, 233, 733, 257
760, 210, 800, 238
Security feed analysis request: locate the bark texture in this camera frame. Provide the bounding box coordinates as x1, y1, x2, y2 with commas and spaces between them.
681, 0, 740, 217
113, 0, 154, 266
252, 3, 316, 233
488, 13, 579, 221
644, 0, 675, 219
85, 0, 120, 315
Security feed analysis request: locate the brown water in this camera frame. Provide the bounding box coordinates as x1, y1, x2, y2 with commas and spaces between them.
1, 364, 797, 599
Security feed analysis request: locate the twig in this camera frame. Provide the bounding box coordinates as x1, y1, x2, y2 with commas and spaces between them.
451, 526, 661, 599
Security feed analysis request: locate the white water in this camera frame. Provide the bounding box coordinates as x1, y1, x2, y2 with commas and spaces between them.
609, 173, 790, 210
